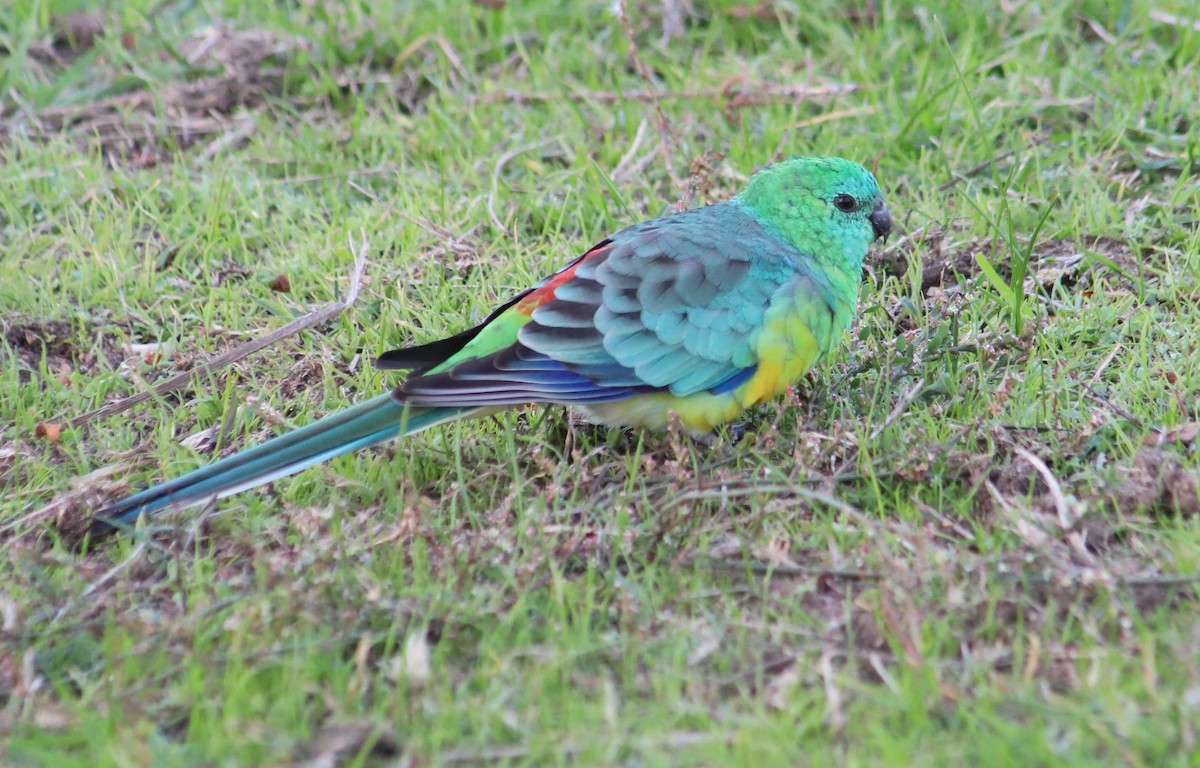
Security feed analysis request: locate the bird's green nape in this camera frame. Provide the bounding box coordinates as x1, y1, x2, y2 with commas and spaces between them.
84, 156, 889, 539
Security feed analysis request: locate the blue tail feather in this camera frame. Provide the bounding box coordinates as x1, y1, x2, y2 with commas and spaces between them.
88, 395, 470, 536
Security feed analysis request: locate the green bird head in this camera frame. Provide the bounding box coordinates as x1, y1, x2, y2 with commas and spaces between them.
737, 156, 891, 275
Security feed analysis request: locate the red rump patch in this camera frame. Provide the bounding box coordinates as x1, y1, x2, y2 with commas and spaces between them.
516, 243, 612, 314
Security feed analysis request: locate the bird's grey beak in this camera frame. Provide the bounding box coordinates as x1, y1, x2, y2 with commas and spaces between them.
870, 200, 893, 242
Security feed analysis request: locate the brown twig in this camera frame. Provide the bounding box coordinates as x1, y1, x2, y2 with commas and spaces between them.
913, 498, 975, 542
348, 181, 480, 261
617, 0, 681, 189
64, 237, 369, 429
937, 135, 1052, 191
1081, 381, 1144, 429
830, 381, 924, 481
869, 381, 924, 442
488, 140, 556, 235
612, 116, 652, 182
938, 150, 1018, 191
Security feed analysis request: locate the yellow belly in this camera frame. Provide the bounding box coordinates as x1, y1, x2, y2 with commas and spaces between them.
581, 312, 825, 433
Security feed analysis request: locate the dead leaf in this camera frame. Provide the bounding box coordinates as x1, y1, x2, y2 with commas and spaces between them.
764, 661, 802, 710
1145, 423, 1199, 447
33, 704, 73, 730
35, 422, 61, 442
56, 13, 105, 51
297, 722, 400, 768
401, 632, 432, 687
128, 341, 168, 364
728, 2, 782, 21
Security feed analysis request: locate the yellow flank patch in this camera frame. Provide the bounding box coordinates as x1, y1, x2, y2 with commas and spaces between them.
735, 313, 821, 408
580, 313, 825, 434
739, 357, 785, 407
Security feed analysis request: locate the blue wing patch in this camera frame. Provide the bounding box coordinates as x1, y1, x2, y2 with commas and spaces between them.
707, 365, 757, 395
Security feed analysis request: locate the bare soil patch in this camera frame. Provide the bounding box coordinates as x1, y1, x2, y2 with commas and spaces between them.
5, 26, 298, 165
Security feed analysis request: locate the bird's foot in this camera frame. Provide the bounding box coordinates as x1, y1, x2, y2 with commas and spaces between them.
687, 421, 750, 447
725, 421, 750, 444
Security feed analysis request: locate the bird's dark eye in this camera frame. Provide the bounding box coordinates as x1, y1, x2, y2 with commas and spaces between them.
833, 194, 858, 213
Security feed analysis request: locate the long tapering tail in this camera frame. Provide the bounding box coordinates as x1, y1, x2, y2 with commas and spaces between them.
88, 395, 472, 537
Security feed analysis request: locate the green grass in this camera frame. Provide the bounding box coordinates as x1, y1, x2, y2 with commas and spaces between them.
3, 0, 1200, 764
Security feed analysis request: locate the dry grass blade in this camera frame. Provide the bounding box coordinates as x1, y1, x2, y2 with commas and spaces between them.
1013, 446, 1072, 529
617, 0, 681, 189
488, 140, 556, 235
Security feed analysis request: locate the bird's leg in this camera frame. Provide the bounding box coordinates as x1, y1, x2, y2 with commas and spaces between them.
562, 412, 638, 460
725, 421, 749, 444
685, 421, 749, 448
